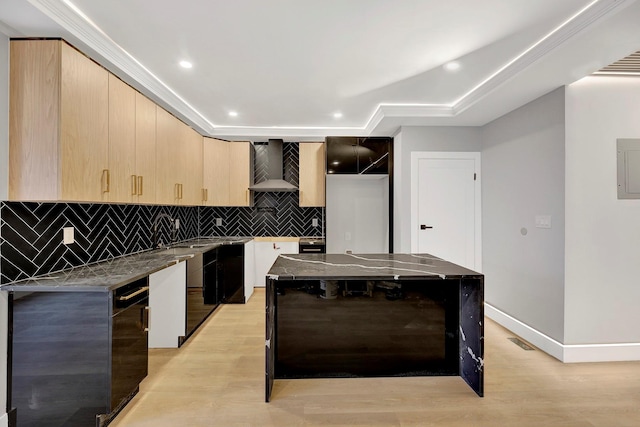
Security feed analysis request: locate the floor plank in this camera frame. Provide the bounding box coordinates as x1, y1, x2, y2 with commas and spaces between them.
111, 288, 640, 427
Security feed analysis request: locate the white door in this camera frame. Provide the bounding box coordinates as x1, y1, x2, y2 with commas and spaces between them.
411, 152, 481, 271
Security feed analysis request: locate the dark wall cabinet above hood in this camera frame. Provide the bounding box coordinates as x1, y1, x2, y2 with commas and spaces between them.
326, 137, 391, 175
249, 139, 298, 192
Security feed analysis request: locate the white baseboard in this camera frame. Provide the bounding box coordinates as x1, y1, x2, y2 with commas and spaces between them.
485, 303, 640, 363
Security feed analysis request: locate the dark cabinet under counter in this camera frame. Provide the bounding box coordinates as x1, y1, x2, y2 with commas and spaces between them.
8, 278, 149, 427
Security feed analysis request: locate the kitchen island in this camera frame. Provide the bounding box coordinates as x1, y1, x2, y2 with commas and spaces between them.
265, 253, 484, 401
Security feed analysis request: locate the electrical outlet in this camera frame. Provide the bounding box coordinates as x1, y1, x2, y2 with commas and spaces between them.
63, 227, 75, 245
216, 218, 223, 226
535, 215, 552, 229
175, 219, 180, 229
312, 218, 319, 227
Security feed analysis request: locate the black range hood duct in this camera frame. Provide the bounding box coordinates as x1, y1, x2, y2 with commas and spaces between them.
249, 139, 298, 192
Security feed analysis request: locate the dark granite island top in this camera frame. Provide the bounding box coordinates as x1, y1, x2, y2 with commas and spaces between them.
265, 253, 484, 401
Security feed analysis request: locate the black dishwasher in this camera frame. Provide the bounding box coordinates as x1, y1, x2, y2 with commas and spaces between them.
218, 244, 245, 304
110, 278, 149, 420
184, 250, 219, 341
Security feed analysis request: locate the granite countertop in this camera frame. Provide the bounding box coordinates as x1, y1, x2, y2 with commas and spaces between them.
0, 237, 252, 293
267, 253, 482, 281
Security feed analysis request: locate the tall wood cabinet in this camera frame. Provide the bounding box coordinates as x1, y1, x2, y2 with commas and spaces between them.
299, 142, 325, 207
10, 39, 109, 202
134, 92, 157, 204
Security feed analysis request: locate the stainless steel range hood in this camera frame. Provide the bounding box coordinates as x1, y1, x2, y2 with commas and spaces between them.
249, 139, 298, 192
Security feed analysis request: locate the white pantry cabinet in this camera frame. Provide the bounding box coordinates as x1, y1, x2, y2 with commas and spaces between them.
253, 238, 299, 287
244, 240, 256, 300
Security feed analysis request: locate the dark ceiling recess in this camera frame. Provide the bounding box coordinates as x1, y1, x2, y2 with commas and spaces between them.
594, 51, 640, 75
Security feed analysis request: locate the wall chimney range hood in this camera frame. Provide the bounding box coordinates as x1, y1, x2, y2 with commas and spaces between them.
249, 139, 298, 192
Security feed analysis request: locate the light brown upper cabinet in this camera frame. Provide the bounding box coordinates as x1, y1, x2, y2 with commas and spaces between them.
229, 141, 253, 206
203, 137, 230, 206
9, 39, 109, 202
155, 108, 203, 205
298, 142, 325, 207
202, 139, 253, 206
109, 81, 158, 204
155, 107, 183, 205
108, 74, 136, 203
134, 92, 157, 204
180, 123, 204, 206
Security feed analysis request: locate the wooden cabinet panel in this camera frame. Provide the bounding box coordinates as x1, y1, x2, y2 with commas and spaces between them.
9, 40, 61, 200
229, 141, 252, 207
60, 41, 109, 202
155, 107, 181, 204
9, 39, 109, 202
108, 74, 136, 203
181, 124, 203, 205
135, 92, 157, 204
299, 142, 325, 207
203, 137, 230, 206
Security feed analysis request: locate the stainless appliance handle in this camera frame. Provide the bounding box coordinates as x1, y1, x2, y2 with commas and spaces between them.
143, 306, 150, 332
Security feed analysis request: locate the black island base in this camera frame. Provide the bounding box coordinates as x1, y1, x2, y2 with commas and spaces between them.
265, 253, 484, 401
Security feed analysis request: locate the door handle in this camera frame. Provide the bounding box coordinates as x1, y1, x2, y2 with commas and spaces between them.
420, 225, 433, 230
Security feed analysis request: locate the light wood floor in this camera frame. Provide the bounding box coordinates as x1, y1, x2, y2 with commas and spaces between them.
111, 289, 640, 427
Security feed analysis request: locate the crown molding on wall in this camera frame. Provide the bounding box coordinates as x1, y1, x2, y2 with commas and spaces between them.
26, 0, 634, 138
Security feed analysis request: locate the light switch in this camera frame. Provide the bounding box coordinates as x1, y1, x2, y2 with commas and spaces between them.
312, 218, 319, 227
216, 218, 223, 226
63, 227, 75, 245
535, 215, 551, 229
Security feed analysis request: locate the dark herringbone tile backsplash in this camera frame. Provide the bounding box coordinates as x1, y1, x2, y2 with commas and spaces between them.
0, 142, 324, 284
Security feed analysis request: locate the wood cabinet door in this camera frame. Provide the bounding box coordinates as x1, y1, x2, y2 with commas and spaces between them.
108, 74, 136, 203
181, 124, 203, 205
203, 137, 230, 206
135, 92, 157, 204
60, 42, 109, 202
155, 107, 182, 204
299, 142, 325, 207
9, 40, 61, 201
228, 141, 252, 206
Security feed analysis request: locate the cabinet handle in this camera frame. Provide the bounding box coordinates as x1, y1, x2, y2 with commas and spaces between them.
102, 169, 110, 193
246, 189, 249, 205
175, 183, 180, 200
179, 184, 183, 199
131, 175, 137, 195
137, 176, 143, 196
143, 306, 150, 332
202, 188, 207, 202
117, 286, 150, 302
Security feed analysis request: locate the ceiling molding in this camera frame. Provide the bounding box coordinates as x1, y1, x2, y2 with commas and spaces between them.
451, 0, 634, 116
26, 0, 217, 135
25, 0, 635, 138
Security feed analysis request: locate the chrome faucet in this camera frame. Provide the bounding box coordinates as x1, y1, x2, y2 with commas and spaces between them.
152, 213, 177, 248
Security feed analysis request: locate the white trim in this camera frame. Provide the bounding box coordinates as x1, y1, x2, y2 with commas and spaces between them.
0, 413, 7, 427
485, 303, 640, 363
410, 152, 482, 272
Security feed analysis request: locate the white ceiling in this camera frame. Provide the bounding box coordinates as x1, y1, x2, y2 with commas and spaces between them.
2, 0, 640, 141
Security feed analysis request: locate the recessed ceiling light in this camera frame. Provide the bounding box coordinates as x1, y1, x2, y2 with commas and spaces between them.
333, 112, 343, 119
228, 111, 238, 117
444, 61, 461, 72
179, 60, 193, 69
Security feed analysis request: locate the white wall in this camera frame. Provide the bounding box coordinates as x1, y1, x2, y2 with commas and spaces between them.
565, 77, 640, 345
393, 126, 481, 253
1, 31, 9, 426
481, 87, 566, 343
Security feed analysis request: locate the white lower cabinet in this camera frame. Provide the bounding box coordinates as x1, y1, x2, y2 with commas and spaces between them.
148, 261, 186, 348
254, 240, 299, 287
